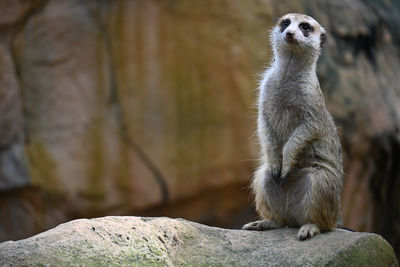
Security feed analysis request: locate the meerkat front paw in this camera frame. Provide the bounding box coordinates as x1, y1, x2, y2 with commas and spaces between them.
242, 220, 281, 231
281, 154, 292, 180
297, 223, 321, 240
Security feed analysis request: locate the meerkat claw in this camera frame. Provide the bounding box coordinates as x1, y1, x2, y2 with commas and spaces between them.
297, 223, 321, 240
242, 220, 281, 231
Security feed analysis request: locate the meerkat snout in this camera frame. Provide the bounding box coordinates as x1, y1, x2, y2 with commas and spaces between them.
285, 32, 295, 40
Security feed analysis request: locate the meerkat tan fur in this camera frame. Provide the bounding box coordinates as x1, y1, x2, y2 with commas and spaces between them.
242, 13, 343, 240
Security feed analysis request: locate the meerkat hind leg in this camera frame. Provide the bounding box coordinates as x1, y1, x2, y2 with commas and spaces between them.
297, 223, 321, 240
242, 220, 281, 231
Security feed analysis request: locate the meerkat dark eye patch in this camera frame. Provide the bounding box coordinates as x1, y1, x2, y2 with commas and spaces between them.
280, 19, 291, 32
299, 23, 314, 37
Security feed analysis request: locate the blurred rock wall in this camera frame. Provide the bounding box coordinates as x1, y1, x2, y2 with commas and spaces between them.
0, 0, 399, 255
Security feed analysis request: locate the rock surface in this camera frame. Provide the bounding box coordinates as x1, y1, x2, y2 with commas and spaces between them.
0, 0, 400, 259
0, 216, 397, 267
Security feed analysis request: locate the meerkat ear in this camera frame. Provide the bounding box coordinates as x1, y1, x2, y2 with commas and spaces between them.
320, 33, 327, 48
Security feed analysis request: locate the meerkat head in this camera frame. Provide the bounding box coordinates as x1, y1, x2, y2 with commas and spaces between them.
271, 13, 326, 57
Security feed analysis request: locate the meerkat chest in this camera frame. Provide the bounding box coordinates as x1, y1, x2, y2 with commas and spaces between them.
261, 82, 306, 134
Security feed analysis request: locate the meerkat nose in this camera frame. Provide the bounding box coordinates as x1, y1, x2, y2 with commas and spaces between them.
286, 32, 295, 39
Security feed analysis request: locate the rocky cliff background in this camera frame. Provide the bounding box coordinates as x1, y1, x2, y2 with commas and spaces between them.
0, 0, 399, 256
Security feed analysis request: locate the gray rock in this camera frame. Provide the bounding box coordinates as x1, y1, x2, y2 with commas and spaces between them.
0, 216, 397, 266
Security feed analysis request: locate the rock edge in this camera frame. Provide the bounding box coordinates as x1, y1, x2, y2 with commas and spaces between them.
0, 216, 397, 266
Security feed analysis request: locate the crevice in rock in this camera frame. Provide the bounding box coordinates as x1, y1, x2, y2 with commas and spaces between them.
332, 25, 379, 66
83, 2, 169, 204
0, 1, 49, 192
363, 0, 400, 48
368, 133, 400, 258
9, 0, 49, 146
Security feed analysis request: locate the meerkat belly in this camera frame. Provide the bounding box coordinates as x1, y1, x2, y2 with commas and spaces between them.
265, 170, 309, 226
277, 105, 302, 137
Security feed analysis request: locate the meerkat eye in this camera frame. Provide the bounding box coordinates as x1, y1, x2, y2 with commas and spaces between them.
299, 23, 313, 33
280, 19, 291, 32
281, 19, 291, 28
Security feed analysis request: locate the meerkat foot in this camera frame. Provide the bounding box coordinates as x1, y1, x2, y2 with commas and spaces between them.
297, 223, 320, 240
242, 220, 281, 231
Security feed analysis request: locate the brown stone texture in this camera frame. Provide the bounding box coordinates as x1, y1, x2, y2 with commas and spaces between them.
0, 0, 399, 258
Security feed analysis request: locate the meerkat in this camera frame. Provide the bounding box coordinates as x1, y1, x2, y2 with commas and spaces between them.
242, 13, 343, 240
